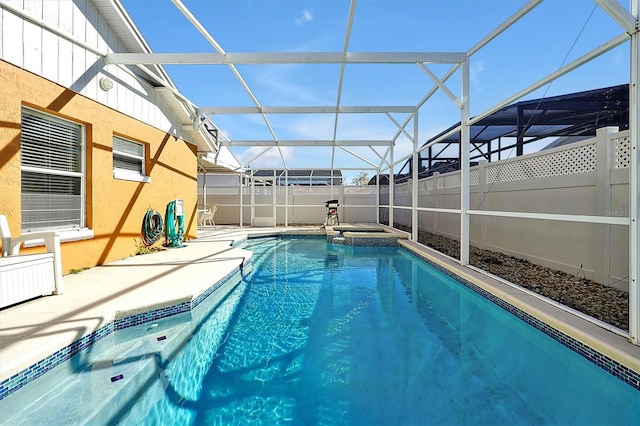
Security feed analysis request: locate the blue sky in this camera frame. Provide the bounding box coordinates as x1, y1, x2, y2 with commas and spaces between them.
120, 0, 629, 181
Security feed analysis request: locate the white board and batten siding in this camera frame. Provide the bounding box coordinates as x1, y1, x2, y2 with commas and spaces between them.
0, 0, 186, 139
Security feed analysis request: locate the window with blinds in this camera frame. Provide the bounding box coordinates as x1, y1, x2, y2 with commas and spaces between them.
20, 108, 84, 232
113, 136, 145, 176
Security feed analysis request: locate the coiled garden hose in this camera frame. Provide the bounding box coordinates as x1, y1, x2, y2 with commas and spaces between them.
141, 209, 164, 246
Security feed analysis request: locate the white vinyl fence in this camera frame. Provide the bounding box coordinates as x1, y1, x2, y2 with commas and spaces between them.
384, 128, 629, 290
200, 128, 629, 290
199, 182, 379, 227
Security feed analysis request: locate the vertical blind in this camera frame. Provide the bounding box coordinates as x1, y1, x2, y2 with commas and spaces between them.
20, 109, 84, 232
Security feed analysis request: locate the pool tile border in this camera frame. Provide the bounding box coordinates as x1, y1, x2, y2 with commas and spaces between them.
406, 248, 640, 391
0, 322, 116, 401
342, 236, 400, 246
0, 265, 244, 401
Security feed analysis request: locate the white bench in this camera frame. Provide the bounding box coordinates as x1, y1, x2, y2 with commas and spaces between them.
0, 215, 63, 308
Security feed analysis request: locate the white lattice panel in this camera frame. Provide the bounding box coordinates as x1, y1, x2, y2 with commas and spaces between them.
469, 169, 480, 186
486, 143, 597, 184
613, 135, 630, 169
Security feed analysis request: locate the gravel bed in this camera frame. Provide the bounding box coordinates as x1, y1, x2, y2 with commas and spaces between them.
413, 229, 629, 331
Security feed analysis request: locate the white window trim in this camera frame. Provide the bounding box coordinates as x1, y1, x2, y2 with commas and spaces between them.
113, 169, 152, 183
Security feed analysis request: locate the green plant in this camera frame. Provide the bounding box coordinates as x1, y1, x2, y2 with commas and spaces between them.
134, 238, 165, 256
69, 266, 91, 274
135, 246, 152, 255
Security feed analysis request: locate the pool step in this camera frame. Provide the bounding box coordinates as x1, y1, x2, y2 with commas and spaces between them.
3, 316, 192, 426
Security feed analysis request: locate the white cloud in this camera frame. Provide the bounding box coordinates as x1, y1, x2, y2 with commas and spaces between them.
251, 62, 334, 106
470, 60, 485, 86
236, 146, 294, 168
614, 47, 625, 64
275, 114, 401, 141
255, 68, 329, 105
285, 115, 336, 139
295, 9, 313, 26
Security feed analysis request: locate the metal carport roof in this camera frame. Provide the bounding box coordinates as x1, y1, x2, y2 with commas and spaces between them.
422, 83, 628, 164
390, 83, 630, 180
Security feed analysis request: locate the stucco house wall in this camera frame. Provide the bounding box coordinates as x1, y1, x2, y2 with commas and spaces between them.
0, 1, 202, 273
0, 59, 198, 273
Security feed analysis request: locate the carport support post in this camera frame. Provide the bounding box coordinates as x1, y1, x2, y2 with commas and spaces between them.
412, 110, 419, 242
460, 57, 470, 265
630, 0, 640, 345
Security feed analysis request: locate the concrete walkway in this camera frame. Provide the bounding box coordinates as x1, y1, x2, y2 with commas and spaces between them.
0, 226, 322, 383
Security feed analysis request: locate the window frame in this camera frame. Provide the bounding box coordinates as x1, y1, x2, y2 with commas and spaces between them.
20, 107, 88, 234
112, 134, 151, 183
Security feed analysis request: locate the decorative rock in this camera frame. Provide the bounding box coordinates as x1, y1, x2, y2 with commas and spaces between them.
412, 228, 629, 331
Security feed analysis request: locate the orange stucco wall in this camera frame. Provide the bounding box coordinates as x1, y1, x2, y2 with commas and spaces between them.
0, 60, 198, 273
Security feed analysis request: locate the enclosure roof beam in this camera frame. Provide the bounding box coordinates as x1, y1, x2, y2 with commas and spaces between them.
467, 0, 543, 57
385, 112, 414, 142
417, 63, 462, 108
338, 146, 379, 168
595, 0, 639, 34
413, 0, 543, 112
369, 146, 388, 166
333, 0, 358, 143
221, 140, 392, 147
171, 0, 279, 146
105, 51, 466, 65
243, 146, 274, 166
198, 106, 417, 114
378, 146, 391, 169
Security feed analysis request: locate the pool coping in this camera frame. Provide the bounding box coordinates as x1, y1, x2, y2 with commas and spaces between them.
325, 224, 409, 246
398, 239, 640, 391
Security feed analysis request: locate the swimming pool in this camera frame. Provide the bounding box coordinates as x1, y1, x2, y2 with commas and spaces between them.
122, 237, 640, 424
4, 237, 640, 424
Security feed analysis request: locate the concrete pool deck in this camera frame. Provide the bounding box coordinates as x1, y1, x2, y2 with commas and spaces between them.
1, 225, 639, 394
0, 226, 323, 385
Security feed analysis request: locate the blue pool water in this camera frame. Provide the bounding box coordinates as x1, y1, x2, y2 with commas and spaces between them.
114, 237, 639, 425
3, 237, 639, 425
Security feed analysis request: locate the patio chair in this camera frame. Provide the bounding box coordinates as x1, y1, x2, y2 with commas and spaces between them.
201, 205, 217, 227
0, 215, 64, 308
